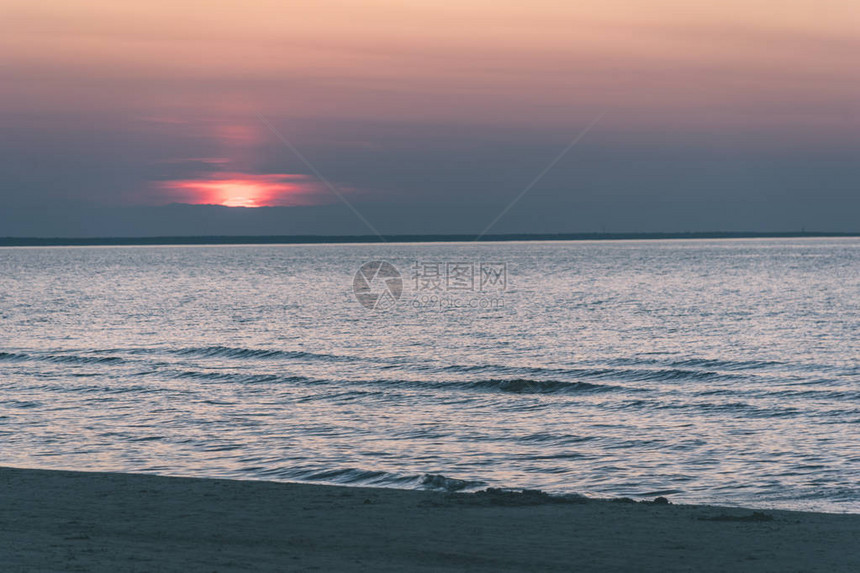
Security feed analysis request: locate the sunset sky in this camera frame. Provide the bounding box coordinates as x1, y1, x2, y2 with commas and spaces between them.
2, 0, 858, 234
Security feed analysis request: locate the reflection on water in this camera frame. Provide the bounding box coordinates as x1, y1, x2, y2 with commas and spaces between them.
0, 238, 857, 512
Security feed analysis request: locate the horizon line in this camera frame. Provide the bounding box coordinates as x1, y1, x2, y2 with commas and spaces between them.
0, 231, 857, 247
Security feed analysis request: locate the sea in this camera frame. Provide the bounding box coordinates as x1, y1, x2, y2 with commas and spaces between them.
0, 238, 857, 513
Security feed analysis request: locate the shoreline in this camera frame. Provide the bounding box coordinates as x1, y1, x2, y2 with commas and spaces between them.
2, 466, 858, 572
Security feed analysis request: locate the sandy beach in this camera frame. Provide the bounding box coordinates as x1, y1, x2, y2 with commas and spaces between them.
0, 466, 857, 572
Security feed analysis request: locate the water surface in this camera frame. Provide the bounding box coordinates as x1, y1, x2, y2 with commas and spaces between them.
0, 238, 857, 512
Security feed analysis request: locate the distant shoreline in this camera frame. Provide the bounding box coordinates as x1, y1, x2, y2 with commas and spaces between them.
0, 231, 857, 247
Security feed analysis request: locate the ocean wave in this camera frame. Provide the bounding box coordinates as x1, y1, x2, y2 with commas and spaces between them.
0, 351, 29, 361
463, 378, 617, 394
610, 356, 782, 371
668, 358, 782, 370
171, 346, 357, 362
516, 432, 597, 444
153, 369, 624, 396
758, 388, 860, 401
4, 400, 41, 408
169, 369, 310, 385
0, 351, 125, 365
246, 466, 486, 492
44, 355, 124, 365
624, 368, 733, 382
440, 362, 739, 383
659, 400, 802, 418
346, 376, 626, 396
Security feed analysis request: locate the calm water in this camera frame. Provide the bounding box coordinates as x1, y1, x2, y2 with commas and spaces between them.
0, 238, 857, 512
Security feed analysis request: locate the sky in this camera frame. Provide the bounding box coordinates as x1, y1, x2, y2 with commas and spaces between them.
1, 0, 859, 236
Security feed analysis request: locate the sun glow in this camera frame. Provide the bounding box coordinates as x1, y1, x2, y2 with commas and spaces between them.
158, 173, 321, 207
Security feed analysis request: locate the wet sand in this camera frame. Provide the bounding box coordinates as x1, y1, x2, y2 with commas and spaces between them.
1, 466, 857, 572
